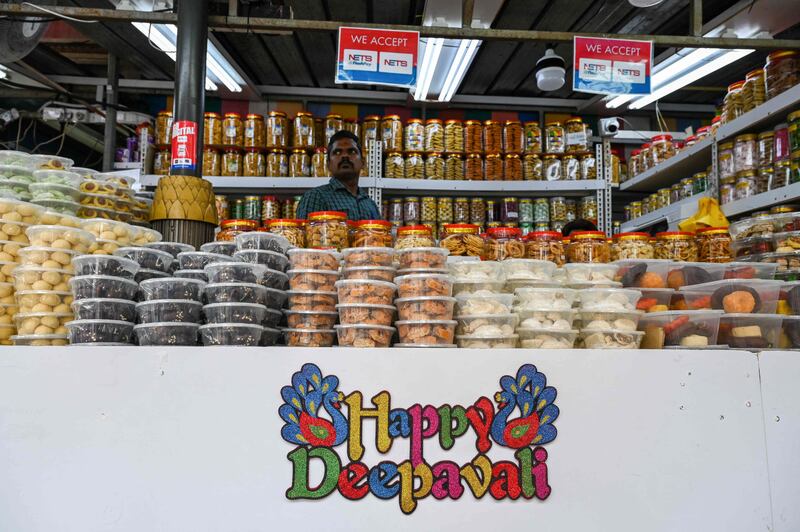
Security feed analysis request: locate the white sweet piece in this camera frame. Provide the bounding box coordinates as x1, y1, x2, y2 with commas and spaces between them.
460, 299, 508, 316
581, 291, 634, 311
521, 334, 574, 349
518, 311, 572, 330
612, 318, 637, 331
448, 260, 503, 282
515, 288, 575, 311
581, 330, 640, 348
585, 319, 612, 330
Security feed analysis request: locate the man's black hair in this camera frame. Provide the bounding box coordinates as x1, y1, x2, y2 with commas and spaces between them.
561, 218, 598, 237
327, 130, 362, 156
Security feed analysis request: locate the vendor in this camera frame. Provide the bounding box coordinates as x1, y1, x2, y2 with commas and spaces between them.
296, 130, 381, 221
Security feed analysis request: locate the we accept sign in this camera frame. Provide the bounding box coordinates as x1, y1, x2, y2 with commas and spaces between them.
573, 35, 653, 95
279, 363, 559, 514
336, 27, 419, 88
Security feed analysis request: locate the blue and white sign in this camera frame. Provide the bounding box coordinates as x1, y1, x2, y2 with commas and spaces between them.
573, 36, 653, 96
336, 26, 419, 88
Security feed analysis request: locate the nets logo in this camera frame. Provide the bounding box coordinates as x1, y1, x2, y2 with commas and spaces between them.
343, 49, 377, 71
613, 61, 645, 84
579, 58, 612, 82
379, 52, 413, 75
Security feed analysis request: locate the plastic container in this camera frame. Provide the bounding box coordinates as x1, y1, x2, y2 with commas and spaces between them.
579, 329, 644, 349
14, 312, 71, 336
679, 279, 782, 313
233, 249, 290, 272
517, 327, 577, 348
72, 255, 139, 280
395, 320, 457, 345
26, 225, 94, 254
66, 319, 133, 344
451, 280, 506, 296
203, 262, 267, 284
284, 309, 338, 329
12, 334, 69, 346
563, 263, 618, 283
12, 266, 72, 292
341, 247, 394, 268
200, 241, 238, 256
341, 266, 396, 282
135, 299, 202, 323
635, 288, 674, 313
577, 310, 643, 331
261, 326, 281, 346
718, 313, 783, 349
284, 328, 336, 347
14, 290, 72, 315
578, 288, 641, 311
723, 262, 778, 280
134, 322, 199, 346
139, 277, 205, 302
732, 236, 774, 258
199, 323, 263, 346
143, 241, 194, 257
638, 310, 722, 348
455, 334, 518, 348
336, 303, 396, 326
456, 314, 516, 336
395, 273, 453, 298
135, 269, 170, 284
234, 231, 291, 254
335, 279, 396, 306
500, 258, 557, 281
455, 293, 515, 316
69, 275, 138, 301
263, 307, 282, 327
285, 290, 337, 312
114, 246, 174, 272
287, 269, 339, 292
204, 282, 266, 305
612, 259, 672, 288
177, 251, 229, 270
174, 269, 208, 282
71, 298, 135, 322
515, 287, 577, 310
780, 315, 800, 348
665, 262, 727, 289
335, 323, 395, 347
447, 259, 503, 282
396, 247, 449, 270
516, 308, 577, 330
30, 199, 79, 216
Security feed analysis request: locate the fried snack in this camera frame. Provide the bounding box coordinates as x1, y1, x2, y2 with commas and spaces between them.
484, 238, 525, 261
0, 220, 28, 244
397, 247, 449, 270
342, 247, 395, 268
440, 233, 484, 257
335, 279, 396, 305
395, 234, 435, 249
342, 266, 396, 282
19, 247, 78, 270
395, 296, 456, 321
287, 269, 340, 292
286, 290, 337, 312
285, 310, 338, 330
287, 248, 340, 271
15, 290, 73, 314
87, 239, 121, 255
395, 273, 453, 298
396, 320, 456, 345
0, 240, 25, 262
337, 303, 395, 326
13, 266, 72, 292
306, 220, 348, 251
0, 261, 15, 283
26, 226, 94, 254
580, 329, 643, 349
284, 328, 336, 347
774, 231, 800, 252
15, 312, 72, 336
335, 324, 394, 347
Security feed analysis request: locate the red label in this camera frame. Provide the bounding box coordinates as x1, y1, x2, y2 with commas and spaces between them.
170, 120, 197, 171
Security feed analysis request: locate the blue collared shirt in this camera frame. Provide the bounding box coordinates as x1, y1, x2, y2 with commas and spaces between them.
296, 177, 381, 220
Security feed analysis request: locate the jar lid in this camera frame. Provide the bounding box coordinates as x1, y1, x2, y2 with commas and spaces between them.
383, 114, 401, 120
204, 112, 221, 118
426, 118, 443, 124
768, 50, 798, 62
355, 220, 392, 230
268, 218, 301, 228
428, 152, 443, 157
696, 227, 730, 235
543, 154, 559, 159
630, 149, 641, 156
315, 146, 327, 153
727, 81, 745, 91
758, 131, 776, 138
737, 170, 757, 177
746, 69, 764, 80
721, 176, 736, 184
445, 119, 462, 125
326, 113, 342, 120
308, 211, 347, 221
246, 113, 263, 119
788, 111, 800, 122
545, 121, 562, 127
719, 141, 734, 150
467, 153, 483, 159
224, 147, 241, 153
295, 111, 312, 117
291, 148, 307, 154
261, 195, 278, 201
569, 230, 605, 240
464, 120, 481, 125
487, 227, 522, 237
220, 219, 258, 229
443, 223, 480, 234
697, 126, 711, 134
711, 116, 721, 124
397, 225, 432, 236
736, 133, 757, 141
771, 205, 796, 213
656, 231, 694, 239
157, 110, 172, 116
614, 232, 650, 241
407, 118, 423, 124
651, 134, 673, 142
565, 117, 583, 125
504, 120, 521, 125
269, 110, 287, 117
523, 121, 539, 127
525, 231, 561, 239
224, 113, 241, 118
641, 143, 651, 148
483, 120, 498, 125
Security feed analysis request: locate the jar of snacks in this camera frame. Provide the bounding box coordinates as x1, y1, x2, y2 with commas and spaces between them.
454, 197, 470, 223
650, 134, 676, 166
385, 152, 405, 178
483, 120, 502, 154
293, 112, 314, 149
243, 148, 265, 176
696, 126, 711, 140
640, 144, 652, 172
437, 197, 454, 223
289, 149, 311, 177
503, 154, 522, 181
692, 172, 708, 194
223, 113, 243, 147
566, 231, 610, 263
323, 114, 343, 146
734, 133, 757, 172
353, 219, 393, 247
722, 81, 744, 123
267, 111, 288, 149
543, 154, 562, 181
532, 198, 549, 222
307, 211, 348, 250
154, 149, 170, 175
523, 153, 543, 180
579, 196, 597, 222
260, 195, 279, 222
501, 197, 519, 223
792, 151, 800, 183
765, 50, 799, 100
388, 198, 403, 222
565, 118, 588, 152
524, 121, 542, 154
719, 177, 736, 204
775, 160, 792, 188
314, 118, 324, 148
624, 205, 631, 222
655, 231, 697, 261
266, 149, 288, 177
612, 232, 654, 260
155, 110, 173, 146
465, 120, 483, 153
403, 196, 420, 223
503, 121, 524, 154
202, 147, 221, 176
445, 154, 464, 180
404, 118, 424, 152
444, 120, 464, 153
562, 154, 579, 180
418, 118, 442, 153
629, 149, 641, 177
577, 153, 596, 181
743, 69, 766, 112
757, 166, 773, 193
469, 198, 485, 225
485, 153, 502, 180
680, 177, 694, 199
790, 111, 800, 152
204, 112, 223, 146
361, 115, 381, 153
519, 199, 533, 223
217, 219, 258, 241
758, 131, 775, 168
266, 219, 303, 247
609, 149, 622, 184
719, 141, 735, 179
421, 196, 437, 222
243, 114, 265, 148
343, 118, 359, 138
395, 225, 434, 249
545, 122, 565, 153
524, 231, 565, 265
776, 123, 791, 161
695, 227, 732, 263
440, 224, 482, 256
486, 200, 498, 224
381, 115, 403, 152
466, 153, 484, 181
403, 152, 424, 179
221, 148, 242, 176
735, 170, 757, 199
424, 153, 445, 180
311, 147, 328, 178
629, 201, 643, 219
667, 184, 681, 204
484, 227, 525, 261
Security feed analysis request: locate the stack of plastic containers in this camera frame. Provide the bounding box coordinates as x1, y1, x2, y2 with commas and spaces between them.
29, 169, 83, 216
562, 263, 620, 289
514, 286, 578, 349
77, 173, 136, 223
198, 262, 267, 346
114, 246, 176, 286
577, 288, 644, 349
502, 258, 560, 293
81, 218, 162, 256
0, 150, 38, 200
135, 275, 205, 346
285, 248, 341, 347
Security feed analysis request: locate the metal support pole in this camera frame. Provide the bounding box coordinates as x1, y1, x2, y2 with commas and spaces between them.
102, 53, 118, 172
690, 0, 703, 37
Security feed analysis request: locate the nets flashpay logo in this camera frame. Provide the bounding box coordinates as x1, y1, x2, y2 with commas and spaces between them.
343, 49, 377, 71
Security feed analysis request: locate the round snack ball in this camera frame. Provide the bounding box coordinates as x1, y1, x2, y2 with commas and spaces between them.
0, 283, 12, 298
53, 303, 71, 313
1, 241, 23, 260
0, 295, 14, 305
42, 271, 62, 285
51, 251, 74, 267
0, 314, 11, 325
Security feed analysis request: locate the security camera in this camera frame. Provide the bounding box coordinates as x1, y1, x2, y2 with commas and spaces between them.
535, 48, 566, 92
599, 117, 620, 137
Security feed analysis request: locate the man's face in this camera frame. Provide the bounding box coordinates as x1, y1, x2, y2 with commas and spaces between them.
328, 138, 363, 180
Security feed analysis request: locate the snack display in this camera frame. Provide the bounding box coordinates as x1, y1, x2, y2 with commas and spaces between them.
139, 278, 205, 302
335, 279, 396, 306
335, 323, 395, 347
679, 279, 782, 313
718, 313, 783, 348
639, 311, 722, 348
395, 273, 452, 298
285, 328, 336, 347
579, 329, 644, 349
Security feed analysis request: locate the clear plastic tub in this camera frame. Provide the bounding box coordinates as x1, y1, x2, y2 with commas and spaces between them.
335, 323, 395, 347
679, 279, 782, 313
71, 298, 135, 322
397, 247, 449, 270
28, 182, 81, 202
134, 268, 170, 284
81, 218, 136, 243
505, 279, 563, 293
728, 215, 782, 239
456, 313, 516, 336
395, 296, 456, 321
395, 267, 449, 276
177, 251, 229, 270
174, 269, 208, 282
455, 292, 515, 316
285, 290, 337, 312
139, 277, 205, 302
114, 246, 174, 272
579, 329, 644, 349
15, 312, 72, 335
32, 168, 81, 186
261, 326, 281, 346
234, 231, 292, 254
12, 266, 72, 292
18, 246, 80, 270
563, 263, 619, 283
263, 307, 282, 327
612, 259, 673, 288
515, 286, 577, 310
287, 269, 339, 292
204, 282, 266, 305
202, 302, 267, 325
517, 327, 577, 348
516, 308, 577, 330
335, 279, 396, 305
204, 262, 267, 284
577, 310, 643, 331
501, 259, 557, 281
0, 219, 30, 243
638, 310, 722, 348
284, 328, 335, 347
12, 334, 69, 346
578, 288, 640, 311
394, 343, 456, 348
200, 241, 238, 256
718, 313, 783, 349
395, 273, 453, 298
336, 303, 395, 326
779, 316, 800, 348
26, 225, 94, 254
66, 319, 133, 344
451, 280, 507, 296
341, 247, 394, 268
566, 280, 623, 290
135, 299, 202, 323
665, 262, 727, 288
731, 235, 773, 258
143, 241, 194, 257
773, 231, 800, 253
199, 323, 263, 346
396, 320, 456, 345
72, 255, 139, 279
15, 290, 72, 314
723, 262, 778, 280
134, 322, 199, 346
38, 209, 80, 228
0, 197, 43, 224
284, 309, 338, 329
447, 260, 503, 282
69, 275, 138, 301
286, 248, 340, 271
260, 267, 289, 290
233, 249, 290, 272
341, 266, 396, 282
455, 334, 518, 348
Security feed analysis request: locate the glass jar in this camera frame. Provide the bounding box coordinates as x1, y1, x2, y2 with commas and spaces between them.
440, 224, 482, 257
680, 177, 694, 199
719, 142, 735, 179
485, 153, 502, 180
243, 149, 265, 176
566, 231, 610, 263
650, 134, 676, 166
789, 111, 800, 153
524, 122, 542, 154
722, 81, 744, 123
692, 172, 708, 194
384, 152, 405, 178
483, 227, 524, 261
243, 114, 265, 148
344, 118, 359, 139
291, 112, 313, 150
424, 119, 444, 153
466, 153, 484, 181
657, 188, 670, 209
381, 115, 403, 152
757, 166, 773, 193
403, 196, 420, 223
425, 153, 445, 180
719, 177, 736, 204
609, 150, 622, 184
223, 113, 243, 147
154, 148, 170, 175
324, 114, 343, 146
640, 144, 652, 172
260, 195, 280, 223
395, 225, 435, 249
469, 198, 485, 225
202, 147, 221, 176
266, 111, 288, 149
500, 197, 519, 223
532, 199, 549, 222
503, 121, 524, 154
306, 211, 348, 250
565, 118, 588, 153
315, 118, 324, 148
655, 231, 697, 261
464, 120, 483, 153
361, 115, 381, 153
405, 152, 424, 179
624, 205, 631, 222
523, 153, 543, 180
483, 120, 502, 154
519, 199, 534, 223
543, 154, 562, 181
550, 196, 567, 222
562, 154, 579, 181
217, 219, 258, 241
696, 126, 711, 140
445, 154, 464, 180
792, 150, 800, 184
353, 220, 393, 247
267, 219, 304, 248
578, 153, 596, 180
266, 149, 288, 177
629, 149, 642, 177
695, 227, 732, 263
503, 154, 522, 181
612, 232, 654, 260
437, 197, 454, 223
444, 120, 464, 154
775, 123, 790, 162
312, 147, 328, 178
388, 198, 403, 223
629, 201, 643, 219
758, 131, 775, 168
485, 200, 498, 224
775, 160, 792, 188
524, 231, 565, 266
204, 112, 223, 146
155, 110, 173, 146
735, 170, 757, 200
734, 134, 757, 172
221, 148, 242, 176
579, 196, 597, 222
765, 50, 799, 100
743, 69, 766, 112
289, 149, 311, 177
545, 122, 565, 154
404, 118, 424, 152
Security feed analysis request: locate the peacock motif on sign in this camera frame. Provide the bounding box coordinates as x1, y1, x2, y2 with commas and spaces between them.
490, 363, 559, 448
279, 363, 348, 447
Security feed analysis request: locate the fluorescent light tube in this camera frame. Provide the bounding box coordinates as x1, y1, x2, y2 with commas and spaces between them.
413, 38, 443, 101
438, 39, 480, 102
